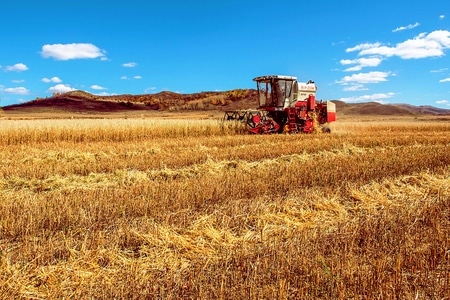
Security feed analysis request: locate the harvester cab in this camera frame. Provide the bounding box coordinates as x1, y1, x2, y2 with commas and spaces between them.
255, 75, 305, 109
224, 75, 336, 134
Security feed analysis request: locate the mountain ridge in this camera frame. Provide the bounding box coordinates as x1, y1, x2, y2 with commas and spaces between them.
2, 90, 450, 116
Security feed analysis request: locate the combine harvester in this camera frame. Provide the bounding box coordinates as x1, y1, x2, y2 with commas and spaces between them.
224, 75, 336, 133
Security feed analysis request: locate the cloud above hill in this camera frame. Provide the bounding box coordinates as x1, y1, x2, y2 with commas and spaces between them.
91, 85, 107, 90
340, 57, 383, 72
392, 22, 420, 32
4, 87, 30, 95
42, 77, 62, 83
122, 62, 137, 67
340, 92, 395, 103
347, 30, 450, 60
5, 63, 28, 72
47, 84, 76, 93
338, 29, 450, 94
338, 71, 391, 85
41, 43, 106, 61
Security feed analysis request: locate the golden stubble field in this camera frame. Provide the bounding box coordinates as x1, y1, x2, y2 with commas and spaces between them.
0, 115, 449, 299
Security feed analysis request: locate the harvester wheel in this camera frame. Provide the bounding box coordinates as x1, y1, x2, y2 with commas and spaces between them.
322, 126, 331, 133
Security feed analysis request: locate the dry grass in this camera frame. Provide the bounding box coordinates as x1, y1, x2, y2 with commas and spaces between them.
0, 116, 449, 299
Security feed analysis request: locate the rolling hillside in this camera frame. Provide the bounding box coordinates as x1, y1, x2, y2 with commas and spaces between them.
2, 90, 449, 116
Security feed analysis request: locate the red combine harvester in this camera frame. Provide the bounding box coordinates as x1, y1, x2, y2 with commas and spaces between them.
224, 75, 336, 133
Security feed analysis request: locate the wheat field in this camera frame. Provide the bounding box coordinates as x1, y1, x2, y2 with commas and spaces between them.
0, 116, 449, 299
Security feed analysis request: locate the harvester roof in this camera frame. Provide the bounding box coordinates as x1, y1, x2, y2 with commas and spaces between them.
253, 75, 297, 82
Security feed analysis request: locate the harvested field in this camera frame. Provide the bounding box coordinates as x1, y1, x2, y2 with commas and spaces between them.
0, 116, 449, 299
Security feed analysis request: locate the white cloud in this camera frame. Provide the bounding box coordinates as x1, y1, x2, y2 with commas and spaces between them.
41, 43, 106, 60
340, 57, 383, 71
47, 84, 76, 93
122, 62, 137, 67
121, 75, 142, 80
439, 77, 450, 83
4, 87, 30, 95
42, 76, 62, 83
91, 84, 107, 90
340, 59, 353, 65
436, 100, 448, 104
5, 63, 28, 72
440, 15, 445, 19
12, 79, 25, 83
339, 92, 394, 103
145, 87, 157, 93
338, 71, 391, 84
431, 68, 448, 73
346, 43, 381, 53
342, 84, 368, 91
94, 92, 116, 96
352, 30, 450, 59
392, 22, 420, 32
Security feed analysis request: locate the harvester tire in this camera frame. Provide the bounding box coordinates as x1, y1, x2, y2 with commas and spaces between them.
322, 126, 331, 133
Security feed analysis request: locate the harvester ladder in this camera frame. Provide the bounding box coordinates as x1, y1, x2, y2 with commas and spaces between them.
287, 109, 297, 132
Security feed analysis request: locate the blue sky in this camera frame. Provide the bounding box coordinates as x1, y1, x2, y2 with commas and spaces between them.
1, 0, 449, 108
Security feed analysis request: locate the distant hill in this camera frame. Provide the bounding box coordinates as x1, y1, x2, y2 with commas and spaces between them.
2, 90, 450, 116
332, 100, 450, 116
1, 89, 257, 114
